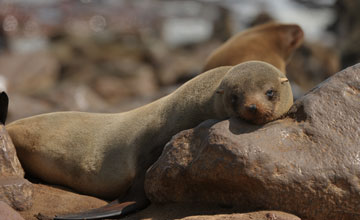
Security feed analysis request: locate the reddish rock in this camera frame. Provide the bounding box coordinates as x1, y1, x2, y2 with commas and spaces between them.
0, 125, 24, 177
92, 64, 158, 105
0, 201, 25, 220
0, 124, 33, 211
123, 203, 300, 220
43, 82, 109, 112
145, 64, 360, 220
7, 94, 54, 123
0, 51, 59, 96
180, 211, 300, 220
0, 177, 33, 211
19, 183, 107, 220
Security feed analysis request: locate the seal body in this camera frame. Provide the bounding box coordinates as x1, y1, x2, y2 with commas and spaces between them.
7, 61, 292, 201
204, 22, 304, 73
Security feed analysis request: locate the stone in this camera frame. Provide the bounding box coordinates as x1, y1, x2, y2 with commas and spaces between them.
18, 183, 107, 220
0, 124, 33, 211
7, 94, 54, 123
179, 211, 300, 220
0, 125, 24, 177
287, 42, 340, 98
43, 82, 110, 113
145, 64, 360, 220
0, 177, 33, 211
0, 51, 59, 96
0, 201, 25, 220
123, 203, 300, 220
92, 64, 158, 105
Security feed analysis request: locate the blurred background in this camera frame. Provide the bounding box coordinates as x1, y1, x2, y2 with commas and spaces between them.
0, 0, 358, 122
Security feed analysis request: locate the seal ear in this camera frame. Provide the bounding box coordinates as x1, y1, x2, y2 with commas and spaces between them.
279, 77, 289, 84
216, 89, 224, 95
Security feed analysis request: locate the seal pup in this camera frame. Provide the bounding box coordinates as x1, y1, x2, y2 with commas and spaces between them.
7, 61, 293, 219
203, 22, 304, 73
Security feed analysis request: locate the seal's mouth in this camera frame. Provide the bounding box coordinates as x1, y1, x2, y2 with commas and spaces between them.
238, 107, 274, 125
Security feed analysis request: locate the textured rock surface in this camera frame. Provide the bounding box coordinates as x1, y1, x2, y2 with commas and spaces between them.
0, 51, 58, 95
0, 177, 33, 211
145, 64, 360, 220
0, 201, 25, 220
0, 124, 33, 211
123, 204, 300, 220
179, 211, 300, 220
19, 183, 107, 220
0, 125, 24, 177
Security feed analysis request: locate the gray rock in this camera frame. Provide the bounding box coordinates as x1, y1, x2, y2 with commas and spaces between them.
145, 64, 360, 220
0, 125, 33, 211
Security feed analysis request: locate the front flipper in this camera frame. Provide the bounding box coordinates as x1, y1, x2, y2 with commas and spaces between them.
54, 199, 149, 220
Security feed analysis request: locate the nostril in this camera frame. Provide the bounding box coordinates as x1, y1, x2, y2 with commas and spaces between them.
247, 104, 257, 113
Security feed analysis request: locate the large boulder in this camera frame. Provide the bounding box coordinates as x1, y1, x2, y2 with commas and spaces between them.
145, 64, 360, 220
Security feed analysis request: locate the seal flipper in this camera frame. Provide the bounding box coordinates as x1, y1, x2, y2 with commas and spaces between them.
0, 91, 8, 125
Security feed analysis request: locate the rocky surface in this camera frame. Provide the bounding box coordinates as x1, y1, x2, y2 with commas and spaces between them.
18, 183, 107, 220
0, 51, 59, 96
145, 64, 360, 220
0, 177, 33, 211
123, 204, 300, 220
0, 125, 24, 177
0, 201, 25, 220
0, 124, 33, 211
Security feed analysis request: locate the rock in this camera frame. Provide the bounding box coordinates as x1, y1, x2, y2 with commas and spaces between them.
43, 82, 110, 113
7, 94, 55, 123
18, 183, 107, 220
0, 124, 33, 211
0, 51, 59, 96
179, 211, 300, 220
152, 42, 220, 86
0, 177, 33, 211
0, 201, 25, 220
92, 64, 158, 105
145, 64, 360, 220
0, 125, 24, 177
123, 203, 300, 220
287, 42, 340, 98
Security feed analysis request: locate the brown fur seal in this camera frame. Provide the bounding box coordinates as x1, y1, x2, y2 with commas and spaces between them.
203, 22, 304, 73
7, 61, 293, 219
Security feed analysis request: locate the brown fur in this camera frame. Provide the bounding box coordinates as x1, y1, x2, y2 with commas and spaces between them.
204, 22, 304, 73
7, 61, 292, 203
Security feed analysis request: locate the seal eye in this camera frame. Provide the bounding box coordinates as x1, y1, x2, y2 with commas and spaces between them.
266, 89, 274, 100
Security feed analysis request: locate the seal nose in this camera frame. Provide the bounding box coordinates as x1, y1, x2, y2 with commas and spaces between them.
247, 104, 257, 113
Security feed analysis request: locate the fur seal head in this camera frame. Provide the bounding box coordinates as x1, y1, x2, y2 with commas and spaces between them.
216, 61, 293, 124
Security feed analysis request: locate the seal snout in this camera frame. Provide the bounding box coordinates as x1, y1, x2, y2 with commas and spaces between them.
247, 104, 257, 113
